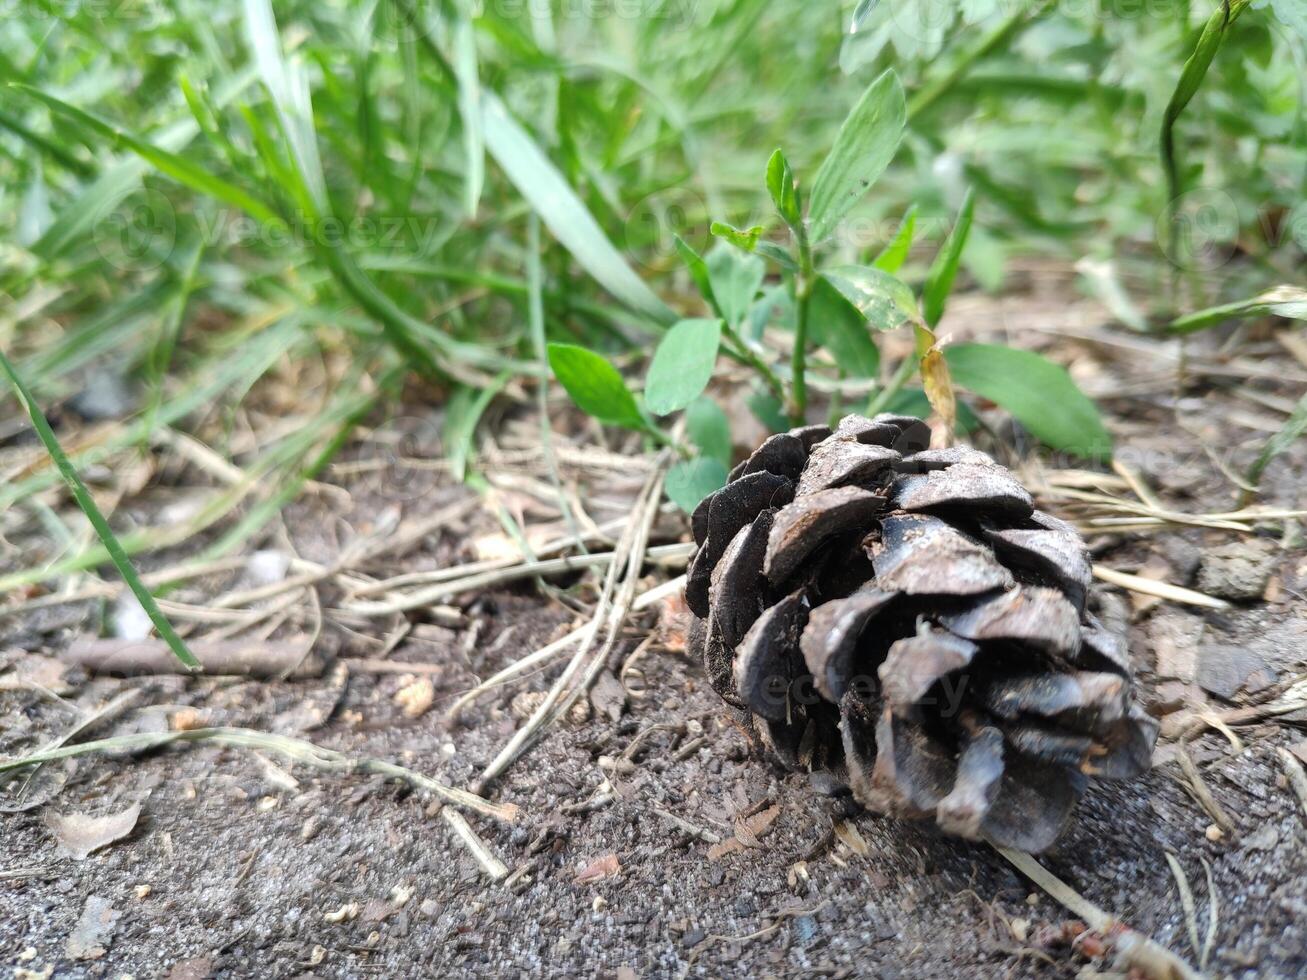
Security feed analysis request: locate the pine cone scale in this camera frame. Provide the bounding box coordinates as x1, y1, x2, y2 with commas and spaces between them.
687, 414, 1158, 852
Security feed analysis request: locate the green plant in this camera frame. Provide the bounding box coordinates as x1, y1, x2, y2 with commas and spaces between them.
551, 70, 1112, 512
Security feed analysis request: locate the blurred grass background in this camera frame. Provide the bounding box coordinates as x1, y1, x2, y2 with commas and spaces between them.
1, 0, 1304, 585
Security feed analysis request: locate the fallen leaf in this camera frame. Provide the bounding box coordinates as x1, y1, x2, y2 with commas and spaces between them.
574, 853, 620, 884
45, 804, 142, 860
166, 955, 215, 980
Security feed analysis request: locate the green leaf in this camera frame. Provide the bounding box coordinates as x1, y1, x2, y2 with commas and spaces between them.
12, 85, 280, 225
706, 246, 766, 328
811, 276, 880, 378
1164, 285, 1307, 335
665, 457, 729, 514
673, 234, 720, 316
944, 343, 1111, 457
547, 343, 646, 430
747, 388, 789, 434
754, 241, 798, 271
645, 318, 723, 416
0, 349, 200, 672
807, 69, 907, 243
482, 93, 674, 328
1247, 390, 1307, 489
922, 189, 976, 327
765, 148, 801, 228
709, 220, 764, 252
445, 373, 510, 483
872, 204, 917, 273
686, 395, 732, 468
824, 264, 918, 329
451, 11, 484, 218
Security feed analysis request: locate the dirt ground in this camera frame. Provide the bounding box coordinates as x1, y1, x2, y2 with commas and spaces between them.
3, 278, 1307, 978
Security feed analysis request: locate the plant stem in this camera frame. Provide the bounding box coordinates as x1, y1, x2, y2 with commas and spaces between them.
721, 323, 786, 406
1160, 0, 1251, 299
907, 0, 1052, 121
866, 351, 919, 416
789, 231, 815, 425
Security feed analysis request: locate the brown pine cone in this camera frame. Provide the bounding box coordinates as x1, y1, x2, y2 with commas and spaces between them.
686, 414, 1157, 852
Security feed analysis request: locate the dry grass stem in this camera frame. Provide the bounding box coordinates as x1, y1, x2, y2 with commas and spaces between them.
996, 846, 1201, 980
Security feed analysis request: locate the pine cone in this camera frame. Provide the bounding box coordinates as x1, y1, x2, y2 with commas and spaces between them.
686, 414, 1157, 852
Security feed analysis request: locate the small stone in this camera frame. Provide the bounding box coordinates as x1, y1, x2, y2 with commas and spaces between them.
1205, 824, 1225, 842
323, 902, 361, 923
1148, 609, 1204, 682
309, 946, 327, 966
592, 895, 608, 913
1150, 680, 1201, 715
1196, 539, 1276, 601
1009, 917, 1030, 942
394, 676, 435, 718
1242, 824, 1279, 852
66, 896, 119, 961
1197, 645, 1277, 701
419, 899, 439, 918
133, 885, 151, 900
1160, 709, 1199, 740
169, 707, 207, 732
301, 816, 321, 842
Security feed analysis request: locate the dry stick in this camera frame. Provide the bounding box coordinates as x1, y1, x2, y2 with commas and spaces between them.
346, 512, 632, 597
0, 727, 518, 824
342, 541, 691, 617
1164, 853, 1202, 966
1276, 747, 1307, 823
444, 575, 685, 721
1092, 566, 1230, 611
0, 555, 251, 619
1199, 858, 1219, 973
995, 846, 1202, 980
439, 808, 508, 881
472, 452, 670, 792
1175, 745, 1237, 835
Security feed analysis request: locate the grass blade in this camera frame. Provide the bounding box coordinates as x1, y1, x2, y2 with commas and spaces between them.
922, 188, 976, 327
1164, 286, 1307, 335
1246, 390, 1307, 492
482, 93, 674, 330
0, 349, 200, 672
12, 84, 279, 225
451, 9, 485, 218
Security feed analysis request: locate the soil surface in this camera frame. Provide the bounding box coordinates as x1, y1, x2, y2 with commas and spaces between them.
3, 279, 1307, 978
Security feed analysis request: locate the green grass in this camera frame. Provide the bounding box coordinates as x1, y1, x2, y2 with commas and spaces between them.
1, 0, 1305, 582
